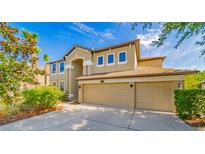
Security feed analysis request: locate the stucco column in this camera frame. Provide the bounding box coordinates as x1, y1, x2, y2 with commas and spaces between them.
68, 67, 72, 94
65, 68, 68, 92
78, 84, 83, 103
87, 65, 92, 75
65, 64, 73, 95
83, 60, 93, 75
82, 65, 86, 75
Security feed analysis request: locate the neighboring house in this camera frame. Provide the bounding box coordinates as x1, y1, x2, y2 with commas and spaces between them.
20, 68, 45, 90
200, 80, 205, 89
46, 39, 196, 112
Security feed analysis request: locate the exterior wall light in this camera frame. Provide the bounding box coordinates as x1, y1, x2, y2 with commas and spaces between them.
178, 83, 183, 89
129, 82, 134, 88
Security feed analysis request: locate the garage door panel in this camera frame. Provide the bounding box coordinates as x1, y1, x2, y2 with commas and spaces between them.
136, 82, 174, 111
83, 83, 133, 108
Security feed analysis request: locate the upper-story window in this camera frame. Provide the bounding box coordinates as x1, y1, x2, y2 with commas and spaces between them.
97, 55, 104, 67
52, 63, 57, 75
59, 61, 65, 74
118, 51, 127, 64
107, 53, 115, 65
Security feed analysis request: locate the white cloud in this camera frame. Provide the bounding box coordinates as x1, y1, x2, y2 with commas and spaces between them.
99, 32, 114, 39
53, 31, 71, 40
140, 34, 205, 71
98, 39, 105, 43
70, 22, 115, 40
72, 22, 98, 36
137, 29, 160, 49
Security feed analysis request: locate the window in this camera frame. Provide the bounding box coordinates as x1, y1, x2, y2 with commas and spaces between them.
107, 53, 115, 65
52, 81, 57, 87
97, 55, 104, 67
52, 63, 57, 75
59, 81, 65, 91
118, 51, 127, 64
59, 61, 65, 74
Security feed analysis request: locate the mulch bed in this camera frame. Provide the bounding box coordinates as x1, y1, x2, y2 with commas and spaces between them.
185, 118, 205, 130
0, 106, 64, 125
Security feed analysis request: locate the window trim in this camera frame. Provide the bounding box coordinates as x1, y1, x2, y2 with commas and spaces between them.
107, 53, 115, 66
51, 63, 57, 75
52, 81, 57, 87
59, 61, 65, 74
118, 51, 127, 64
59, 81, 65, 92
97, 55, 104, 67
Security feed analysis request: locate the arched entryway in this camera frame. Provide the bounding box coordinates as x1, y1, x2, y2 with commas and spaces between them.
70, 58, 83, 102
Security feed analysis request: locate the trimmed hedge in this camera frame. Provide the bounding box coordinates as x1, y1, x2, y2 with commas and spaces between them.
175, 89, 205, 119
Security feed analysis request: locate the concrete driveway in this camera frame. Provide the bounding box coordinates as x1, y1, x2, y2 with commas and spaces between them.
0, 103, 193, 131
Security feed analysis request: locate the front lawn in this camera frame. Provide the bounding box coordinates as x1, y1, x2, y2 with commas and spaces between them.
0, 86, 64, 125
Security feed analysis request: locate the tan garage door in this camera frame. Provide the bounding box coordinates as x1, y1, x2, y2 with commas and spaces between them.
83, 83, 134, 108
135, 82, 174, 112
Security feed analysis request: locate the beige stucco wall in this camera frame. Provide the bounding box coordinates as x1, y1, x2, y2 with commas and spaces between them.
47, 44, 138, 93
65, 47, 92, 68
65, 48, 92, 95
78, 75, 184, 84
48, 47, 92, 92
92, 44, 136, 74
70, 59, 83, 101
138, 59, 163, 67
48, 61, 66, 89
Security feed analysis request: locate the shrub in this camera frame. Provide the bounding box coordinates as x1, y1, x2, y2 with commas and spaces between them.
175, 89, 205, 119
22, 86, 64, 111
0, 101, 22, 118
0, 101, 6, 117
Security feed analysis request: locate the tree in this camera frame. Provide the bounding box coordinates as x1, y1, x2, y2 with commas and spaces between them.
185, 71, 205, 89
0, 22, 45, 104
132, 22, 205, 56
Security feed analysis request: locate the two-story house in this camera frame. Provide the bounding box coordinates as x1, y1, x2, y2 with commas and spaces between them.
46, 39, 196, 112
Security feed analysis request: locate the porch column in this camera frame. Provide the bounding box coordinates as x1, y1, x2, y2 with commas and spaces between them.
83, 60, 93, 75
65, 64, 74, 94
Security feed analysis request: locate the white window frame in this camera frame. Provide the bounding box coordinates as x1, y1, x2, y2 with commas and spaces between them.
107, 53, 115, 66
59, 81, 65, 92
97, 55, 104, 67
51, 63, 57, 75
52, 81, 57, 87
118, 51, 127, 64
59, 61, 65, 74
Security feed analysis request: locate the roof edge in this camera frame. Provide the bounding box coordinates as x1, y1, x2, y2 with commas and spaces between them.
46, 58, 65, 64
64, 45, 92, 57
139, 56, 166, 62
94, 39, 139, 52
77, 70, 198, 80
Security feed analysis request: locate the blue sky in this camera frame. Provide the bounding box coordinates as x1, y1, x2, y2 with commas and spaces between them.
9, 22, 205, 70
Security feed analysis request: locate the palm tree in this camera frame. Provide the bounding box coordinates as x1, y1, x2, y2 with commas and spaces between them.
43, 54, 50, 85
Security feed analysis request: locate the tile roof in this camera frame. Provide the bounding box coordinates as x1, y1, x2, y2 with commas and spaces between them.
77, 66, 198, 80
